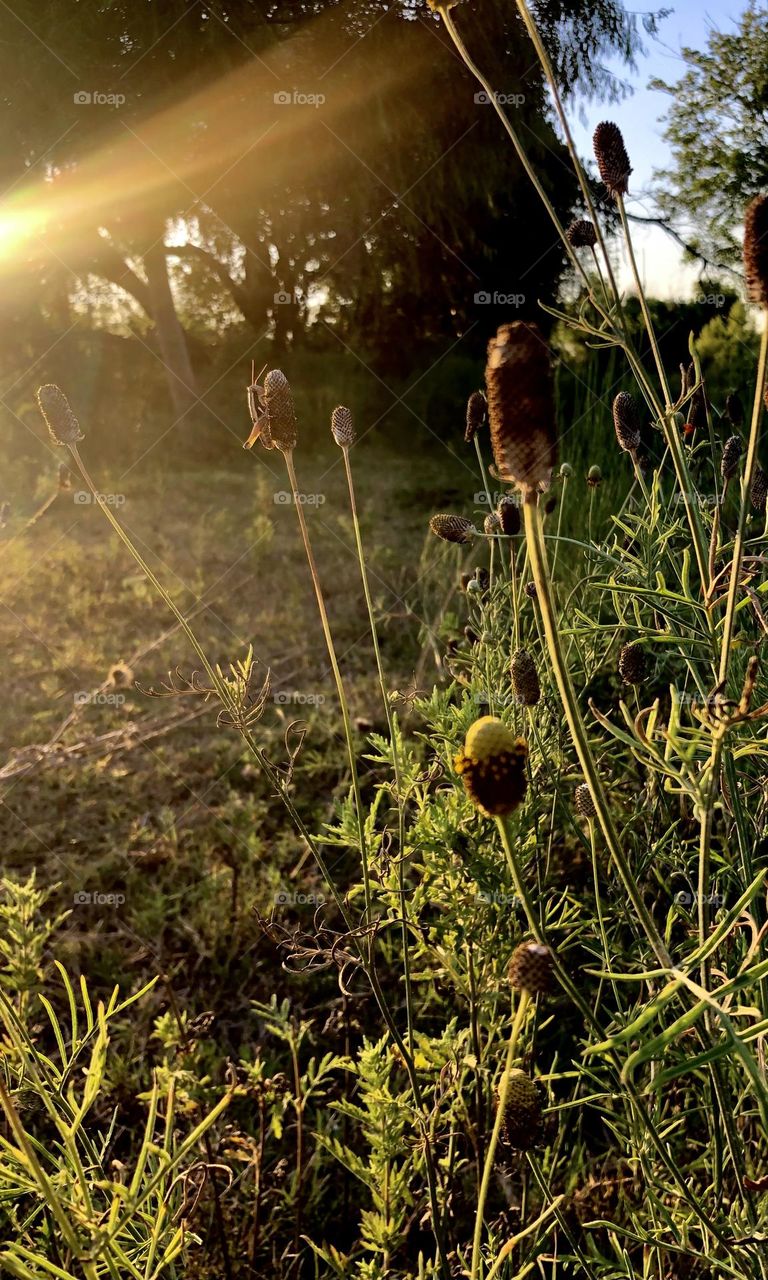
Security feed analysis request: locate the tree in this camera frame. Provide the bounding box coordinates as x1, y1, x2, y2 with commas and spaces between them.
651, 1, 768, 274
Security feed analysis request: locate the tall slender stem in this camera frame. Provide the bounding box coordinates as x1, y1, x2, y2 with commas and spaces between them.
283, 450, 372, 919
522, 494, 671, 967
718, 320, 768, 684
341, 445, 414, 1050
470, 991, 530, 1280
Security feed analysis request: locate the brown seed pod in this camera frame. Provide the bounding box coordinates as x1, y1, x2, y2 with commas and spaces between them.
37, 385, 84, 447
593, 121, 632, 198
454, 716, 528, 817
429, 513, 476, 544
574, 783, 597, 819
465, 390, 487, 443
484, 512, 502, 535
263, 370, 297, 452
721, 435, 742, 482
743, 194, 768, 306
612, 391, 641, 453
566, 218, 597, 249
485, 322, 556, 497
751, 464, 768, 513
510, 648, 540, 707
508, 941, 553, 994
497, 495, 521, 536
500, 1071, 542, 1151
618, 642, 646, 685
331, 405, 355, 448
524, 581, 537, 599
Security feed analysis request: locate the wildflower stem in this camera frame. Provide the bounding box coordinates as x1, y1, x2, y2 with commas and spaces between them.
470, 990, 530, 1280
717, 319, 768, 685
341, 444, 414, 1051
283, 450, 372, 919
522, 494, 671, 967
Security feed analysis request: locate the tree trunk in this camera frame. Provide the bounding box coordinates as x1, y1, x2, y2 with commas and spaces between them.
144, 238, 198, 423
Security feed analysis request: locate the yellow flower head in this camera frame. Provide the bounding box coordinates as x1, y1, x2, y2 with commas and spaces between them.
454, 716, 528, 817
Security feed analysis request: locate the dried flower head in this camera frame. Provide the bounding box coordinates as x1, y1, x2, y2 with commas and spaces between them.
331, 405, 355, 448
109, 662, 135, 689
721, 435, 742, 482
263, 370, 297, 452
618, 641, 646, 685
429, 513, 476, 544
510, 648, 540, 707
465, 390, 487, 443
454, 716, 528, 817
566, 218, 597, 249
574, 783, 597, 819
484, 512, 502, 535
500, 1071, 542, 1150
37, 385, 84, 447
485, 322, 556, 497
751, 464, 768, 513
744, 194, 768, 306
593, 121, 632, 198
524, 581, 537, 599
612, 391, 641, 453
508, 941, 553, 994
497, 495, 521, 536
587, 465, 602, 487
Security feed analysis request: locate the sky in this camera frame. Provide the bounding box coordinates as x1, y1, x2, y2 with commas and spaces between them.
568, 0, 746, 299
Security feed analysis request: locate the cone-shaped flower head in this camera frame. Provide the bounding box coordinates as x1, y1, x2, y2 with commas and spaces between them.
485, 322, 556, 498
37, 385, 84, 447
263, 370, 297, 452
429, 513, 476, 544
593, 121, 632, 197
508, 941, 553, 994
331, 405, 355, 448
454, 716, 528, 817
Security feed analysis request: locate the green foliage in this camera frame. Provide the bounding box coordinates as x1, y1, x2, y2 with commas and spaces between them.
652, 0, 768, 268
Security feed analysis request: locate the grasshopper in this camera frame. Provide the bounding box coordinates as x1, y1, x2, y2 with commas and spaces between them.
243, 362, 271, 449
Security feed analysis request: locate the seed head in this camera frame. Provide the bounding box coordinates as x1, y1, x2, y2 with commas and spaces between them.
574, 783, 597, 819
524, 581, 537, 599
510, 648, 540, 707
454, 716, 528, 817
429, 513, 476, 544
559, 462, 573, 479
331, 405, 355, 448
751, 464, 768, 513
587, 465, 602, 487
465, 390, 487, 443
37, 385, 84, 447
566, 218, 597, 249
726, 392, 744, 428
263, 370, 297, 452
744, 194, 768, 306
508, 941, 554, 995
618, 641, 646, 685
593, 121, 632, 198
612, 391, 641, 453
485, 323, 557, 497
497, 495, 521, 536
500, 1071, 542, 1150
484, 512, 502, 535
721, 435, 742, 482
